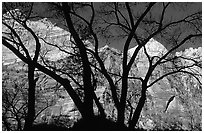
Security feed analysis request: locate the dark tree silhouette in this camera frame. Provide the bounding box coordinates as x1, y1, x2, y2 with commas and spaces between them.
2, 3, 41, 130
2, 2, 201, 130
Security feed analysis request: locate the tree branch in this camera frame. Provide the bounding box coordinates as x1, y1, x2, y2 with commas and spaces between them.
125, 2, 134, 28
3, 22, 31, 60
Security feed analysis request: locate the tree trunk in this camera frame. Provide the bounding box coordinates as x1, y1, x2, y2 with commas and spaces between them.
17, 118, 22, 130
83, 70, 94, 119
83, 89, 94, 119
117, 73, 128, 125
62, 3, 96, 119
24, 65, 36, 130
129, 83, 147, 129
93, 92, 106, 118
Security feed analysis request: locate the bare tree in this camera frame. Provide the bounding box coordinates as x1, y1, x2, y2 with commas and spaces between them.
2, 3, 41, 130
2, 62, 56, 130
2, 2, 201, 130
91, 2, 201, 128
2, 3, 104, 129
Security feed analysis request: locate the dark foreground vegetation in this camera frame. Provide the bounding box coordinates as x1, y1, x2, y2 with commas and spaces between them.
30, 116, 129, 131
29, 115, 187, 131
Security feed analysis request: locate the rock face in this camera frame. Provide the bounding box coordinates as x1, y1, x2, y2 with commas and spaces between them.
2, 18, 71, 65
96, 40, 195, 130
127, 39, 175, 130
128, 38, 168, 78
126, 39, 201, 130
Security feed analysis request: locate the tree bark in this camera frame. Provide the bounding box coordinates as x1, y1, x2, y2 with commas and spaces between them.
24, 64, 36, 130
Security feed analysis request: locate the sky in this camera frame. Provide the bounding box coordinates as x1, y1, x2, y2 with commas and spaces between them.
3, 2, 202, 53
93, 2, 202, 52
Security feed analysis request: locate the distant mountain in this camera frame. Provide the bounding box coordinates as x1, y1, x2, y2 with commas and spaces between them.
98, 45, 123, 70
128, 38, 168, 57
